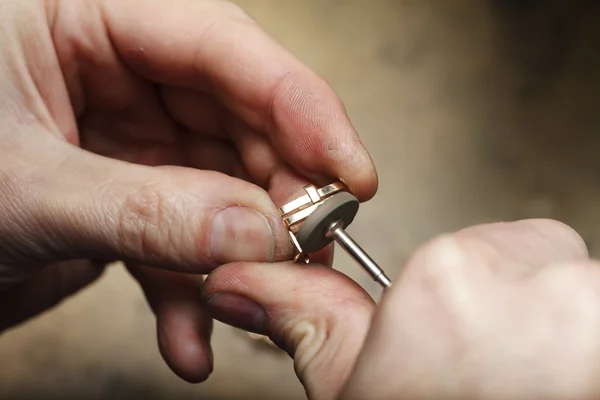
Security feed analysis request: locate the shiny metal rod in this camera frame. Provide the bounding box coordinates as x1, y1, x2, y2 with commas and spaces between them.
327, 221, 392, 288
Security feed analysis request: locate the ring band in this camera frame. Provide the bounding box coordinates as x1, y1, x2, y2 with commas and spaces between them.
280, 181, 346, 232
279, 181, 347, 263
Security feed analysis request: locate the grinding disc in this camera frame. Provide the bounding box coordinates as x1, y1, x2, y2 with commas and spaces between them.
295, 191, 359, 254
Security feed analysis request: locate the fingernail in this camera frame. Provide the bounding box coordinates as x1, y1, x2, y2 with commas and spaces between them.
210, 207, 274, 264
205, 292, 268, 335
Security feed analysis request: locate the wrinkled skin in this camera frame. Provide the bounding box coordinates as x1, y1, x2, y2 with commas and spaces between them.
0, 0, 376, 383
4, 2, 600, 400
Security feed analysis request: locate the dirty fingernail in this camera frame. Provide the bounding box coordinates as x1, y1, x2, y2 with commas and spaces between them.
205, 292, 268, 335
210, 207, 274, 264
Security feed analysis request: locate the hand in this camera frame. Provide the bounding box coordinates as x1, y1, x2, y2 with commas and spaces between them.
203, 219, 600, 399
0, 0, 377, 383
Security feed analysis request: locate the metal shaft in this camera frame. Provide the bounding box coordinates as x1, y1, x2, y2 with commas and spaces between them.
327, 221, 392, 288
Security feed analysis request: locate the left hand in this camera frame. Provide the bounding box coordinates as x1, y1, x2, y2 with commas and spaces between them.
0, 0, 378, 383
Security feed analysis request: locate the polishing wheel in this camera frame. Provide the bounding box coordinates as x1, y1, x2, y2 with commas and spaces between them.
295, 191, 360, 254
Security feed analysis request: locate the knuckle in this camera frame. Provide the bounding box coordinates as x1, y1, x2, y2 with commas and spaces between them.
0, 162, 45, 265
0, 159, 34, 217
116, 184, 185, 263
205, 0, 254, 25
534, 218, 588, 258
0, 167, 21, 201
203, 0, 254, 24
0, 153, 33, 204
404, 234, 492, 288
220, 1, 251, 20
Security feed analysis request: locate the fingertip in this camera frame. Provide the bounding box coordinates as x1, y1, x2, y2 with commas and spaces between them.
269, 72, 379, 202
202, 262, 258, 298
203, 261, 373, 310
156, 300, 214, 383
521, 218, 588, 258
341, 163, 379, 202
126, 266, 214, 383
202, 261, 374, 400
456, 218, 589, 266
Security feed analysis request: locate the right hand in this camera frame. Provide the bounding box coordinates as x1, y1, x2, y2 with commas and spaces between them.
204, 219, 600, 399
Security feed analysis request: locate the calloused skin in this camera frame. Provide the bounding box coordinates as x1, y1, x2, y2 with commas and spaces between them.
2, 2, 599, 400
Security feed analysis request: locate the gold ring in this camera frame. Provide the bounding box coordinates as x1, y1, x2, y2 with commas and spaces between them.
279, 181, 347, 263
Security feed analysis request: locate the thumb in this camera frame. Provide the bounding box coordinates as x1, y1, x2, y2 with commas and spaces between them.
202, 262, 375, 400
1, 142, 292, 271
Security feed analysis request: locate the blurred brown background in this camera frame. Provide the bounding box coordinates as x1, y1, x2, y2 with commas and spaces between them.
2, 0, 600, 398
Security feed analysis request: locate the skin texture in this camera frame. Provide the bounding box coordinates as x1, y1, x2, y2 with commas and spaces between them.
0, 0, 376, 383
4, 2, 600, 399
204, 219, 600, 400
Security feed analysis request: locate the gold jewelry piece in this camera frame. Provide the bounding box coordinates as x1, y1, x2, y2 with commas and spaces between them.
279, 181, 347, 263
280, 181, 392, 288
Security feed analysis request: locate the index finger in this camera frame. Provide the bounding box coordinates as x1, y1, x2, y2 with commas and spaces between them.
101, 0, 378, 200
